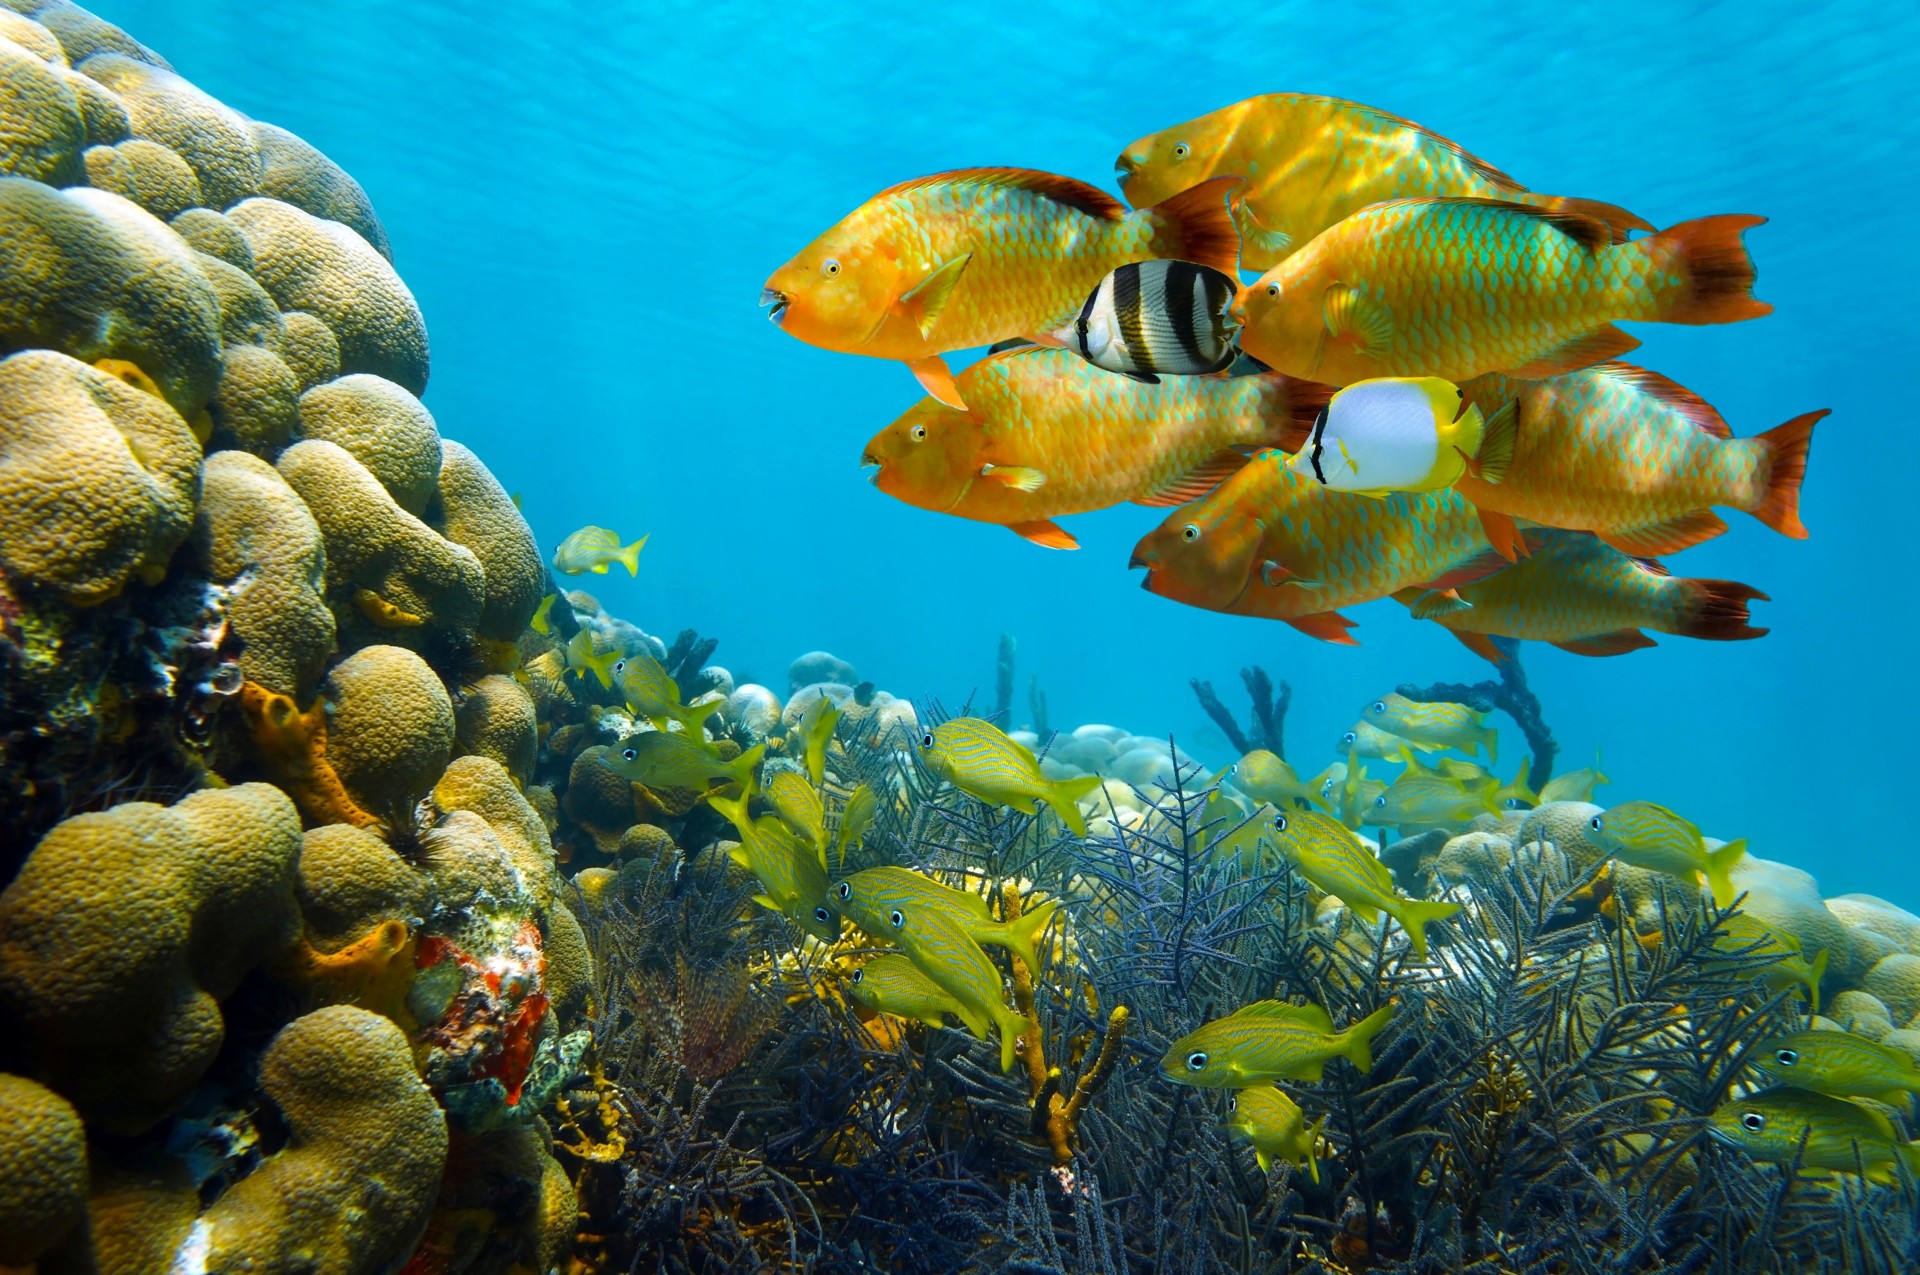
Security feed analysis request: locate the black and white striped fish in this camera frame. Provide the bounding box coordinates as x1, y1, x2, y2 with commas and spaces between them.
1048, 259, 1240, 383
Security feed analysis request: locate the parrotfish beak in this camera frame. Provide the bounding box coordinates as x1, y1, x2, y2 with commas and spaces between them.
759, 287, 789, 325
1228, 286, 1250, 326
1113, 152, 1142, 192
860, 449, 882, 485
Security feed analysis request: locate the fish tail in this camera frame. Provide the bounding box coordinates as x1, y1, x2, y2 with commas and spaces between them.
1674, 578, 1770, 643
1703, 837, 1748, 908
993, 1004, 1030, 1073
1339, 1004, 1395, 1075
1304, 1114, 1326, 1184
1389, 900, 1463, 960
1045, 774, 1104, 838
1804, 947, 1828, 1015
617, 534, 649, 577
1751, 409, 1829, 539
584, 648, 620, 689
677, 696, 727, 739
1637, 214, 1772, 325
728, 742, 767, 792
707, 788, 750, 835
1003, 898, 1061, 976
1142, 176, 1242, 277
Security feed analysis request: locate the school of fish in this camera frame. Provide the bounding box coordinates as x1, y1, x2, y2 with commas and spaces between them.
763, 90, 1827, 660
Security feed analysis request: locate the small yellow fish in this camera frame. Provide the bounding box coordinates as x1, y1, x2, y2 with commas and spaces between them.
834, 866, 1059, 975
849, 954, 978, 1031
1587, 801, 1746, 907
883, 900, 1030, 1072
1335, 720, 1433, 761
553, 525, 647, 577
1708, 912, 1827, 1013
529, 593, 556, 635
1228, 1084, 1325, 1180
1288, 377, 1496, 498
1709, 1087, 1920, 1183
794, 694, 841, 786
1269, 809, 1460, 957
565, 629, 621, 688
1231, 749, 1328, 810
603, 734, 762, 795
1206, 803, 1290, 868
765, 769, 827, 863
1364, 771, 1501, 829
1163, 1000, 1393, 1087
833, 783, 877, 869
918, 717, 1103, 837
1751, 1029, 1920, 1103
613, 651, 723, 736
1362, 693, 1496, 760
1538, 755, 1609, 804
710, 791, 840, 944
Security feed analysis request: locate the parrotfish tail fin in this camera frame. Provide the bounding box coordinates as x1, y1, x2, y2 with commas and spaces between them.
1339, 1004, 1395, 1075
728, 742, 767, 793
1752, 409, 1829, 539
1304, 1114, 1327, 1184
1045, 774, 1104, 838
1804, 947, 1828, 1015
617, 534, 649, 577
1703, 837, 1749, 908
1389, 899, 1463, 960
993, 1004, 1030, 1073
1677, 579, 1770, 643
1004, 897, 1062, 976
1642, 214, 1773, 325
677, 695, 727, 739
1144, 175, 1243, 277
1531, 193, 1654, 242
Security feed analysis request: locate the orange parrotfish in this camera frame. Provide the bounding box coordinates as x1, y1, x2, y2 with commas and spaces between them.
1231, 198, 1771, 388
1129, 453, 1519, 644
760, 168, 1240, 409
1454, 364, 1827, 557
861, 347, 1330, 549
1114, 93, 1649, 272
1400, 528, 1768, 660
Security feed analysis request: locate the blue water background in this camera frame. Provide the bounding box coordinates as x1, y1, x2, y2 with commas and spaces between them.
100, 1, 1919, 898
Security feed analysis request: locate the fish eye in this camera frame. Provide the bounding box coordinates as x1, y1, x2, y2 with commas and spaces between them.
910, 424, 927, 441
1740, 1112, 1767, 1133
822, 258, 841, 277
836, 882, 852, 901
1172, 141, 1191, 160
1589, 815, 1604, 832
851, 968, 863, 983
613, 660, 625, 674
1371, 701, 1386, 714
1272, 814, 1288, 832
889, 908, 905, 929
1342, 732, 1357, 745
1264, 283, 1279, 299
921, 732, 935, 748
814, 906, 832, 923
1186, 1051, 1208, 1072
1181, 524, 1200, 543
1775, 1048, 1798, 1067
1227, 1095, 1237, 1111
622, 748, 637, 761
1374, 795, 1387, 808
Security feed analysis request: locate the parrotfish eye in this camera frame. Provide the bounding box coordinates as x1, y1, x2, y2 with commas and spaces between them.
889, 908, 905, 929
910, 425, 927, 442
1589, 815, 1604, 832
1272, 814, 1288, 832
1186, 1051, 1209, 1072
1740, 1111, 1767, 1134
1264, 283, 1279, 299
836, 882, 852, 901
622, 748, 637, 761
1172, 141, 1191, 160
1775, 1048, 1799, 1067
822, 258, 842, 277
814, 906, 832, 924
1181, 524, 1200, 543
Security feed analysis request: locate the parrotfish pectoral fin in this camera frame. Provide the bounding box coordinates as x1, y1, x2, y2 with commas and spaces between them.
1133, 451, 1248, 508
980, 463, 1047, 492
1321, 284, 1392, 357
1285, 610, 1360, 645
1228, 187, 1293, 260
1008, 519, 1079, 549
1408, 588, 1472, 620
1551, 629, 1658, 657
898, 254, 972, 339
907, 356, 967, 409
1599, 509, 1730, 556
1472, 400, 1519, 484
1443, 628, 1508, 665
1508, 324, 1639, 379
1474, 506, 1526, 563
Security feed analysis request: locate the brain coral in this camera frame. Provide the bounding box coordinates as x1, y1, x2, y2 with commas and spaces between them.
169, 204, 250, 268
191, 449, 334, 697
434, 754, 565, 911
228, 195, 428, 392
21, 2, 169, 69
250, 120, 390, 260
0, 28, 84, 183
82, 136, 200, 217
275, 309, 339, 390
293, 823, 426, 952
296, 372, 442, 514
324, 643, 455, 817
0, 177, 223, 413
0, 348, 201, 605
193, 1005, 448, 1274
207, 341, 300, 452
192, 248, 282, 346
0, 783, 301, 1133
80, 53, 259, 205
455, 672, 540, 784
434, 439, 545, 640
0, 1072, 88, 1265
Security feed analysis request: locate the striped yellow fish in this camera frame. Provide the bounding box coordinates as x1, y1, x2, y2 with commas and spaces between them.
1231, 750, 1328, 811
1361, 693, 1496, 760
1405, 529, 1769, 661
833, 866, 1059, 975
1115, 93, 1647, 272
1710, 1087, 1920, 1184
1537, 755, 1609, 804
1129, 454, 1515, 645
603, 734, 763, 794
1163, 1000, 1394, 1087
919, 718, 1103, 837
794, 694, 840, 786
883, 901, 1030, 1072
1751, 1029, 1920, 1102
1363, 771, 1502, 832
1707, 912, 1824, 1013
1232, 198, 1770, 387
553, 525, 646, 576
1228, 1083, 1326, 1180
762, 167, 1240, 408
849, 954, 979, 1032
833, 782, 877, 869
864, 346, 1328, 551
1269, 809, 1459, 957
1457, 364, 1826, 557
613, 651, 724, 736
709, 792, 841, 944
765, 769, 827, 863
1588, 801, 1746, 906
1335, 720, 1433, 761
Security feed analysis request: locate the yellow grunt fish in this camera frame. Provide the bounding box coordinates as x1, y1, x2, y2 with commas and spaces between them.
919, 717, 1102, 837
1751, 1029, 1920, 1103
794, 694, 841, 787
863, 346, 1330, 550
1362, 693, 1496, 760
565, 629, 621, 689
762, 168, 1240, 408
882, 901, 1030, 1072
1707, 912, 1826, 1013
1710, 1087, 1920, 1184
1537, 754, 1609, 804
833, 865, 1058, 975
1233, 198, 1770, 387
553, 525, 647, 576
1335, 720, 1433, 761
765, 769, 828, 864
1115, 93, 1648, 272
849, 954, 980, 1032
1587, 801, 1746, 906
1231, 750, 1329, 810
613, 651, 724, 736
709, 791, 842, 944
603, 734, 763, 795
1269, 809, 1460, 957
1163, 1000, 1394, 1087
1228, 1083, 1326, 1180
833, 783, 877, 869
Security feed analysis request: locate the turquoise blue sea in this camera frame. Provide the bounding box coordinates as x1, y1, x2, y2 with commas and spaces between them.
101, 0, 1919, 897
